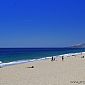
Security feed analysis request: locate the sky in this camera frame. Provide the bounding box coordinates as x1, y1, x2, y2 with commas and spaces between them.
0, 0, 85, 47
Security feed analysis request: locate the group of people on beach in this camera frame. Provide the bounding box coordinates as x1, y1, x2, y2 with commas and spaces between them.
51, 56, 64, 61
51, 56, 55, 61
51, 52, 85, 62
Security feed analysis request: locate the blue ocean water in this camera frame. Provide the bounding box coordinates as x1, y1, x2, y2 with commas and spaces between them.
0, 48, 85, 64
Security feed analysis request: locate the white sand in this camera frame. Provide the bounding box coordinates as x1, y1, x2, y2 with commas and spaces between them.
0, 53, 85, 85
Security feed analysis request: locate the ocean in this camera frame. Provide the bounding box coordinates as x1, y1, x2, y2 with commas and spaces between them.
0, 48, 85, 67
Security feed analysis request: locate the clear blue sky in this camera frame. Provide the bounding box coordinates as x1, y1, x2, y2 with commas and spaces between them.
0, 0, 85, 47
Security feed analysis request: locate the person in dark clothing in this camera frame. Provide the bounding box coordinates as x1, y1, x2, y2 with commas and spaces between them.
27, 66, 34, 68
51, 56, 54, 61
62, 56, 64, 61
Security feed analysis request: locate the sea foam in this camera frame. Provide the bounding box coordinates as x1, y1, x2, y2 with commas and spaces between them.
0, 52, 84, 67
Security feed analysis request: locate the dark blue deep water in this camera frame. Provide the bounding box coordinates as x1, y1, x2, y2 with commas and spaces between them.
0, 48, 85, 63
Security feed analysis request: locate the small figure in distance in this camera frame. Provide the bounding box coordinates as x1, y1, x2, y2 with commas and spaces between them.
54, 57, 55, 61
51, 56, 54, 61
62, 56, 64, 61
27, 66, 34, 68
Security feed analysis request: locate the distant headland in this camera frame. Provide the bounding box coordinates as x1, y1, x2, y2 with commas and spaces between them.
70, 43, 85, 48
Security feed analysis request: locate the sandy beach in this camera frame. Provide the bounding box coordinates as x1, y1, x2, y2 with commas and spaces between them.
0, 53, 85, 85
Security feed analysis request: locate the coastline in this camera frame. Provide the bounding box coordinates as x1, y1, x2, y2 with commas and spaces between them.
0, 52, 85, 85
0, 51, 85, 67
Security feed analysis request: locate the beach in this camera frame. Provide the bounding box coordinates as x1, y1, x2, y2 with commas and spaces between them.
0, 53, 85, 85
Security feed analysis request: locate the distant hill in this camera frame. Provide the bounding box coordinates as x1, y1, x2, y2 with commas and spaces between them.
70, 43, 85, 48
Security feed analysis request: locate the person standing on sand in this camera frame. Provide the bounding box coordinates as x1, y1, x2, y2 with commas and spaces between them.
51, 56, 54, 61
62, 56, 64, 61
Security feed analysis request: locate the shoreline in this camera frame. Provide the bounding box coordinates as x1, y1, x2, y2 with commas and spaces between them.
0, 52, 85, 85
0, 51, 85, 67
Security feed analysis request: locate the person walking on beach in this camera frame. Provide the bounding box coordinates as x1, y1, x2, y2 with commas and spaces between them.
62, 56, 64, 61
